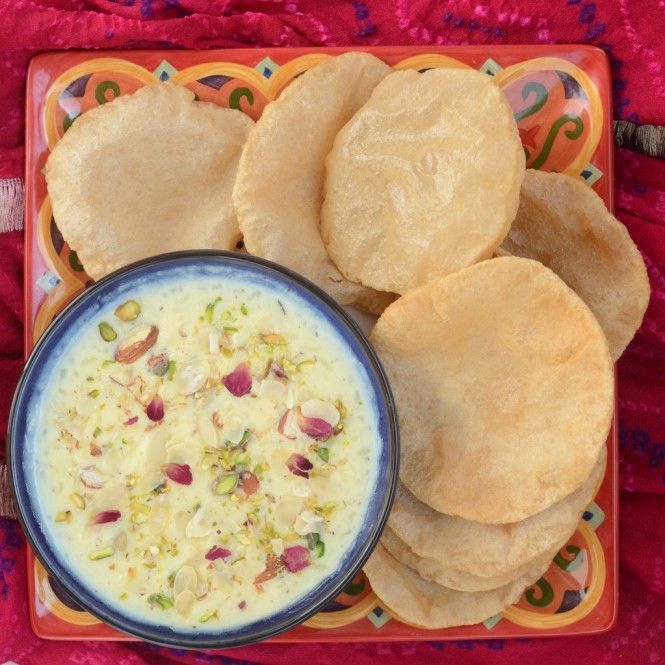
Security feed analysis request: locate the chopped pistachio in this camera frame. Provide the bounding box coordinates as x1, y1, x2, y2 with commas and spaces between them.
131, 504, 151, 524
101, 359, 116, 368
214, 473, 238, 495
316, 502, 337, 518
98, 321, 117, 342
70, 493, 85, 509
148, 593, 173, 610
315, 447, 329, 463
55, 510, 72, 523
199, 609, 218, 623
88, 389, 100, 398
306, 532, 320, 550
261, 333, 286, 345
119, 592, 128, 600
316, 541, 325, 558
167, 360, 176, 381
115, 299, 141, 322
226, 429, 251, 449
282, 359, 297, 373
247, 512, 259, 525
240, 303, 249, 316
234, 452, 251, 467
236, 532, 251, 545
93, 427, 102, 438
205, 297, 222, 323
167, 572, 176, 587
253, 462, 270, 477
89, 546, 114, 561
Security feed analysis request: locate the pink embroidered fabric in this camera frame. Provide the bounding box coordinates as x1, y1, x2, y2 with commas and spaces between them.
1, 1, 664, 663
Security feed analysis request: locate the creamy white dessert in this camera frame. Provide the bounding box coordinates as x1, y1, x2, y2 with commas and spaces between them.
34, 275, 380, 629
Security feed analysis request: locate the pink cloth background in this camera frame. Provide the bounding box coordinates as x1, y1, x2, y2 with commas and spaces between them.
1, 1, 665, 663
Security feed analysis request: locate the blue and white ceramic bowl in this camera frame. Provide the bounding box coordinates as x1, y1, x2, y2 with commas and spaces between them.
8, 250, 399, 648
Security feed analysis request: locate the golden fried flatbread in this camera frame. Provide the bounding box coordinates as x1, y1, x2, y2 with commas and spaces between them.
233, 52, 394, 314
370, 257, 614, 523
46, 83, 254, 280
501, 169, 650, 360
387, 448, 604, 581
381, 526, 567, 593
364, 544, 543, 630
321, 68, 524, 294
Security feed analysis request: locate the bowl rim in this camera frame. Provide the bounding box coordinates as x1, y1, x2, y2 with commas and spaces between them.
7, 249, 399, 649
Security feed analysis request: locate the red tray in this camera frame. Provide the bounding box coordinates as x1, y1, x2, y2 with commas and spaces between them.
24, 45, 617, 642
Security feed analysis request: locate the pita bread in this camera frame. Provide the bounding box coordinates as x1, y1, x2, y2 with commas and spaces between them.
321, 68, 524, 294
501, 169, 650, 360
233, 52, 394, 314
46, 83, 254, 280
387, 448, 604, 580
370, 257, 614, 523
364, 544, 544, 630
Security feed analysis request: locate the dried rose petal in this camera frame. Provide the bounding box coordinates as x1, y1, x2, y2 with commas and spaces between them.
222, 363, 252, 397
91, 510, 121, 525
296, 412, 333, 440
89, 443, 102, 457
205, 545, 232, 561
123, 415, 138, 426
286, 453, 313, 479
238, 600, 247, 610
254, 555, 282, 585
162, 462, 192, 485
80, 465, 104, 489
238, 470, 260, 496
283, 545, 310, 573
146, 396, 164, 422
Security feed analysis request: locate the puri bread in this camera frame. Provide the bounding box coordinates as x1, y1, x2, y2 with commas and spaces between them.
381, 525, 566, 593
46, 83, 254, 280
387, 448, 604, 580
370, 257, 614, 523
501, 169, 650, 360
321, 68, 524, 294
233, 52, 394, 314
364, 544, 543, 630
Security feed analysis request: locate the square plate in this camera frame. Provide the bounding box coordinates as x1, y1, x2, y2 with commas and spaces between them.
24, 45, 617, 642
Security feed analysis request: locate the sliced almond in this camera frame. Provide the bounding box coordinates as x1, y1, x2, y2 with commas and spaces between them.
185, 504, 211, 539
115, 325, 159, 364
109, 367, 134, 387
80, 465, 104, 489
174, 565, 198, 596
259, 379, 287, 403
175, 589, 196, 616
166, 442, 193, 465
197, 414, 217, 448
177, 361, 208, 395
224, 417, 246, 446
143, 429, 168, 468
